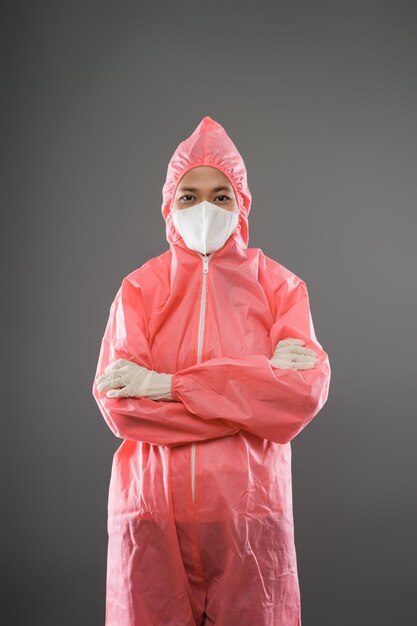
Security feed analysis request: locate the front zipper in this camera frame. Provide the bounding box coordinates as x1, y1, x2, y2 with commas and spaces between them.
191, 253, 211, 503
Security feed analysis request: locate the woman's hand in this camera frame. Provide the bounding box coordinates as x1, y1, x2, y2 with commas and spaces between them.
271, 338, 319, 370
96, 358, 173, 400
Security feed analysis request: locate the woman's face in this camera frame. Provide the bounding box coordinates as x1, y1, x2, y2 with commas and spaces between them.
172, 166, 238, 212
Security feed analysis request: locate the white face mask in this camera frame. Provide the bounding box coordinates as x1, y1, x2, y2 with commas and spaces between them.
171, 200, 239, 255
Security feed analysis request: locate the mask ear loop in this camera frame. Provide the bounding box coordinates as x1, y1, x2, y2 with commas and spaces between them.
169, 179, 182, 242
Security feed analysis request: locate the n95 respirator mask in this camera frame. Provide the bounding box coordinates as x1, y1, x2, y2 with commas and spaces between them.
171, 200, 239, 255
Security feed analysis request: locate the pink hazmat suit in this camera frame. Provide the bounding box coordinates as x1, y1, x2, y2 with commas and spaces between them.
92, 115, 331, 625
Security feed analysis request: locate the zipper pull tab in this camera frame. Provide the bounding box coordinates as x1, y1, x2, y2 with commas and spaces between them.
202, 255, 210, 273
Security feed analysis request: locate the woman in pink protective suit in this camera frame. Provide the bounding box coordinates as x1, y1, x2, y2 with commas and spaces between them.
92, 115, 331, 626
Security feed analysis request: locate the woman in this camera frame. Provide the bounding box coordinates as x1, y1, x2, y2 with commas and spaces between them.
92, 115, 331, 626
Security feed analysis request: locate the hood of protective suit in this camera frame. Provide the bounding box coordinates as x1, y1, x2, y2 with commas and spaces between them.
161, 115, 252, 252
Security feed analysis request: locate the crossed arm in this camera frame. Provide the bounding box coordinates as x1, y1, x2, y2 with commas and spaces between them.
92, 277, 331, 447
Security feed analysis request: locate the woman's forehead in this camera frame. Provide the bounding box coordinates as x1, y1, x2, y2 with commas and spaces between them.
178, 166, 233, 190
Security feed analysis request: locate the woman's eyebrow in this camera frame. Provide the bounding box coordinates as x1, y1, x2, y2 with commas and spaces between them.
178, 186, 232, 193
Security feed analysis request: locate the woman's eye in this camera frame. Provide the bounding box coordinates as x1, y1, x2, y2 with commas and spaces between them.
179, 194, 231, 202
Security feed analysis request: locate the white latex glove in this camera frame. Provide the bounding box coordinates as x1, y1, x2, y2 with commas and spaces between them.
271, 338, 319, 370
96, 358, 173, 400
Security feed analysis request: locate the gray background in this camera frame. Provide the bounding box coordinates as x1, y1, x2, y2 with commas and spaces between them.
2, 1, 416, 624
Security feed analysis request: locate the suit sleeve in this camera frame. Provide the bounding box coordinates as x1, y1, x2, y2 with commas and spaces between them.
91, 278, 239, 447
171, 276, 331, 444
